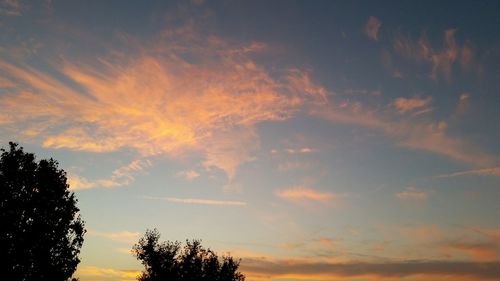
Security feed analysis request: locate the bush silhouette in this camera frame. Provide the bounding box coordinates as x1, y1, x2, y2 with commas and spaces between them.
0, 142, 85, 281
133, 229, 245, 281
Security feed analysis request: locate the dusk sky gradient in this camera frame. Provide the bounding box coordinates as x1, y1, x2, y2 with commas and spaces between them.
1, 1, 500, 280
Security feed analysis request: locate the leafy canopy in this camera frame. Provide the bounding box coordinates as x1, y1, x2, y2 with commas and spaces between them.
0, 142, 85, 281
133, 229, 245, 281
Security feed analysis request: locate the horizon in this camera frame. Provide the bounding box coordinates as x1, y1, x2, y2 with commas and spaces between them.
1, 1, 500, 280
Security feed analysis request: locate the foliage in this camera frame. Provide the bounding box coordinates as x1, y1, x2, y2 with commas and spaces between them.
133, 229, 245, 281
0, 142, 85, 281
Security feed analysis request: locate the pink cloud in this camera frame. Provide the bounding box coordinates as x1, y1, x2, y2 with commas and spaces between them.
144, 196, 247, 206
68, 159, 152, 190
393, 97, 432, 113
395, 187, 428, 201
437, 167, 500, 178
0, 29, 327, 181
275, 186, 335, 203
393, 28, 463, 82
365, 16, 382, 40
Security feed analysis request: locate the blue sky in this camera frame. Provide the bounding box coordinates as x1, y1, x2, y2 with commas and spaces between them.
1, 1, 500, 280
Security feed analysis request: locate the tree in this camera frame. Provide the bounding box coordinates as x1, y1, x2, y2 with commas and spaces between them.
0, 142, 85, 281
133, 229, 245, 281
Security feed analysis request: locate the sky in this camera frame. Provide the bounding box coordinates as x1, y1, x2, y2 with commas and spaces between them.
1, 0, 500, 280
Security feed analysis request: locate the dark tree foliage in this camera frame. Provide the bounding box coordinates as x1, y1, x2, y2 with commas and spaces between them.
0, 142, 85, 281
133, 229, 245, 281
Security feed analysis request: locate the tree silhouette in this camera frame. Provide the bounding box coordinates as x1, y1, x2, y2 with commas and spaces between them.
133, 229, 245, 281
0, 142, 85, 281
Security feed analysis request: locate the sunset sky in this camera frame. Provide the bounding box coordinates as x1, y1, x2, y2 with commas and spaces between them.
1, 0, 500, 280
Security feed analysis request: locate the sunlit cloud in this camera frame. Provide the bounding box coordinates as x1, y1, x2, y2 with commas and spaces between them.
393, 28, 463, 81
242, 258, 500, 280
0, 0, 22, 16
143, 196, 247, 206
87, 230, 141, 244
275, 186, 335, 203
454, 93, 471, 116
437, 167, 500, 178
75, 266, 139, 281
0, 30, 327, 181
393, 96, 432, 113
315, 102, 495, 167
445, 241, 499, 261
395, 187, 428, 201
175, 169, 201, 180
286, 147, 314, 154
365, 16, 382, 41
68, 159, 152, 190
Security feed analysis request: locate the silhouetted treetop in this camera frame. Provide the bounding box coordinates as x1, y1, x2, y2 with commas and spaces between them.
133, 229, 245, 281
0, 142, 85, 281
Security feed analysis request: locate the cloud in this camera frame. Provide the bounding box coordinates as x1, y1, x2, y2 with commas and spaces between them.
75, 266, 139, 281
0, 0, 22, 16
445, 241, 498, 261
143, 196, 247, 206
175, 170, 201, 180
393, 28, 462, 81
241, 258, 500, 280
365, 16, 382, 40
0, 30, 327, 182
87, 230, 141, 244
68, 159, 152, 190
286, 147, 314, 154
393, 97, 432, 113
275, 186, 335, 203
314, 103, 495, 167
437, 167, 500, 178
395, 187, 428, 201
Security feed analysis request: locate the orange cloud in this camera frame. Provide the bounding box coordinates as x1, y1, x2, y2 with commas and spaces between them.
445, 241, 498, 261
143, 196, 247, 206
0, 32, 327, 181
393, 28, 462, 81
315, 102, 494, 167
275, 186, 335, 203
68, 159, 152, 190
0, 0, 22, 16
393, 96, 432, 113
395, 187, 428, 201
241, 257, 500, 281
437, 167, 500, 178
87, 230, 141, 244
365, 16, 382, 40
175, 170, 201, 180
75, 265, 140, 281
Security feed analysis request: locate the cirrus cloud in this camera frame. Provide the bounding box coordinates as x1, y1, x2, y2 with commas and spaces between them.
0, 29, 327, 181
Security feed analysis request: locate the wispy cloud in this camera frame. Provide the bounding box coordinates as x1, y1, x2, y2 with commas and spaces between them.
242, 258, 500, 280
0, 0, 22, 16
286, 147, 314, 154
437, 167, 500, 178
395, 187, 428, 201
0, 28, 327, 182
365, 16, 382, 41
87, 230, 141, 244
275, 186, 335, 203
76, 266, 139, 281
315, 102, 495, 167
393, 96, 432, 114
393, 28, 463, 81
68, 159, 152, 190
445, 241, 499, 261
175, 170, 201, 180
143, 196, 247, 206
